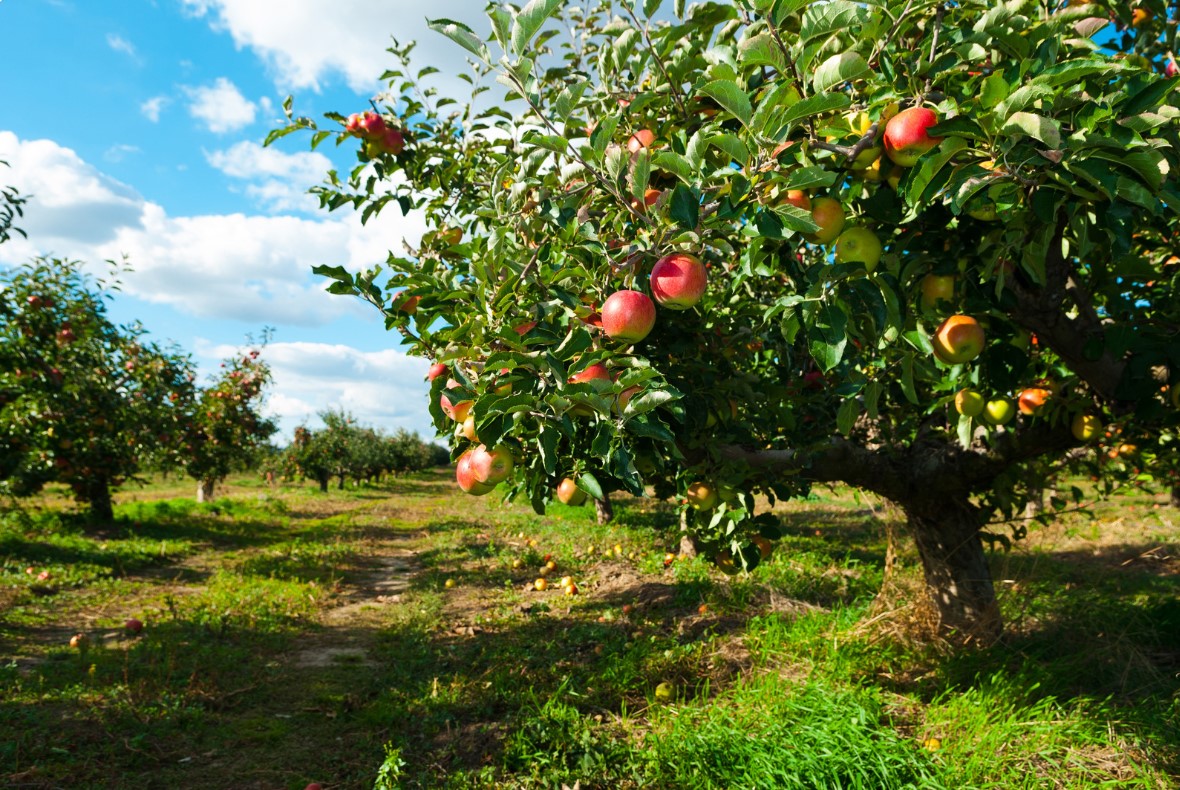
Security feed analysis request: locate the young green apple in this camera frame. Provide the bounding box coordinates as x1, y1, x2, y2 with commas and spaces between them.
833, 227, 883, 272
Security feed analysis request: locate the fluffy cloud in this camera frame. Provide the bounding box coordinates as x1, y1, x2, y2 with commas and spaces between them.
106, 34, 137, 58
0, 131, 426, 326
205, 141, 331, 212
197, 339, 436, 441
140, 96, 169, 122
179, 0, 488, 93
184, 77, 258, 133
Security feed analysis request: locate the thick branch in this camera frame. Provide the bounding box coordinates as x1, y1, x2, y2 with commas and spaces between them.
1005, 215, 1126, 401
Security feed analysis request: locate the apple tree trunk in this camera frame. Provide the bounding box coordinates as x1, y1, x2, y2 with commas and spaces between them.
196, 479, 216, 503
595, 495, 613, 525
317, 474, 329, 493
83, 478, 114, 524
905, 503, 1002, 646
1171, 485, 1180, 509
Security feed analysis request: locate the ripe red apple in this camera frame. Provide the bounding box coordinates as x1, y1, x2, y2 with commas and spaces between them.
124, 618, 144, 634
1166, 59, 1179, 78
556, 478, 587, 506
883, 107, 942, 167
833, 227, 883, 272
468, 444, 513, 485
920, 274, 955, 308
345, 113, 364, 134
456, 451, 495, 495
650, 252, 707, 309
378, 127, 404, 155
1017, 387, 1051, 416
426, 362, 448, 381
954, 388, 986, 418
568, 363, 611, 385
806, 197, 845, 244
358, 111, 386, 136
627, 129, 656, 153
631, 188, 662, 213
931, 315, 985, 364
601, 291, 656, 343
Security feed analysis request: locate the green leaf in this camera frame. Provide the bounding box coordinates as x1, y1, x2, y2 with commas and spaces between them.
769, 93, 851, 138
957, 413, 973, 449
578, 471, 605, 502
811, 52, 870, 93
630, 149, 652, 202
738, 33, 787, 73
809, 303, 848, 372
427, 18, 489, 61
698, 80, 753, 127
488, 7, 513, 52
979, 74, 1010, 109
900, 353, 919, 404
784, 165, 838, 191
905, 136, 969, 209
653, 151, 695, 184
511, 0, 563, 56
670, 185, 700, 230
772, 204, 820, 233
624, 388, 679, 418
836, 397, 860, 436
709, 133, 749, 165
644, 0, 664, 16
1000, 112, 1061, 148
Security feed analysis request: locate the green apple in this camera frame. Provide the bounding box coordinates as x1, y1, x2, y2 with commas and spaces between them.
954, 388, 985, 418
833, 227, 883, 272
981, 398, 1016, 426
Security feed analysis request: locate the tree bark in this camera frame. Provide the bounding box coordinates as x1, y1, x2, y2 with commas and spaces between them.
1171, 485, 1180, 509
317, 474, 329, 493
595, 495, 613, 525
678, 510, 698, 558
196, 479, 215, 503
84, 479, 114, 524
337, 474, 345, 491
905, 502, 1001, 646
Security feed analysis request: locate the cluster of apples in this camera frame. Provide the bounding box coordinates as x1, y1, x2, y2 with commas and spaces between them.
344, 110, 404, 156
598, 250, 709, 344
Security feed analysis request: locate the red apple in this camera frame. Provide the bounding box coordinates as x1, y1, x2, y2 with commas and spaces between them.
468, 444, 514, 484
1167, 59, 1179, 78
883, 107, 942, 167
568, 363, 611, 385
393, 292, 419, 313
556, 478, 587, 505
931, 315, 985, 364
358, 111, 386, 136
426, 362, 448, 381
806, 197, 845, 244
601, 290, 656, 343
627, 129, 656, 153
1017, 387, 1051, 416
345, 113, 364, 134
650, 252, 707, 310
124, 618, 143, 634
378, 127, 404, 154
456, 451, 495, 495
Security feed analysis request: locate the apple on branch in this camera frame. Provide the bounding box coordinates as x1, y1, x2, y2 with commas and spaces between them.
954, 388, 986, 418
931, 315, 985, 365
833, 227, 883, 273
883, 107, 942, 167
456, 450, 495, 495
920, 274, 955, 309
601, 290, 656, 343
805, 197, 845, 245
650, 252, 707, 309
468, 444, 514, 485
556, 478, 587, 506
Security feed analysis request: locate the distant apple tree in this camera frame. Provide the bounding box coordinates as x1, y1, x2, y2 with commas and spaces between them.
276, 0, 1180, 644
0, 259, 196, 521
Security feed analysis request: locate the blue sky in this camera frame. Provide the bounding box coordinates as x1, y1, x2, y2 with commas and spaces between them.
0, 0, 489, 441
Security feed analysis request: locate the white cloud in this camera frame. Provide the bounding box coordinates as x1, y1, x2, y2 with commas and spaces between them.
106, 33, 136, 58
141, 96, 169, 122
205, 140, 330, 212
197, 339, 436, 441
0, 131, 427, 327
179, 0, 489, 93
184, 77, 257, 133
103, 144, 140, 163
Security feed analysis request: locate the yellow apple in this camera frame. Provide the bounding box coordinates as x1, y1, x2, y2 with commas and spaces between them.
1071, 413, 1101, 442
954, 388, 986, 418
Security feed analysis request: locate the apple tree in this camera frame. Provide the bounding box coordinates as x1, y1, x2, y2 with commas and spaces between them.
185, 347, 278, 502
0, 258, 196, 521
278, 0, 1180, 644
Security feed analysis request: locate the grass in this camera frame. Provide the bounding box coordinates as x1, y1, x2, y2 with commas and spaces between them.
0, 469, 1177, 788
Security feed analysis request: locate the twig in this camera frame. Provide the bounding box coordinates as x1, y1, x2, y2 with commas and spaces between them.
622, 4, 689, 121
